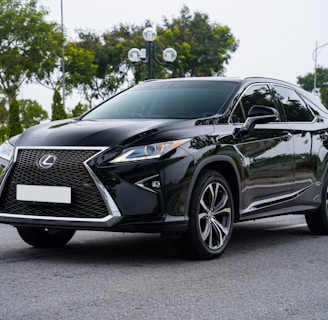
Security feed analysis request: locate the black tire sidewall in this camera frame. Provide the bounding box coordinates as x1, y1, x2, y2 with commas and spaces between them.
186, 170, 234, 259
306, 173, 328, 235
17, 227, 75, 248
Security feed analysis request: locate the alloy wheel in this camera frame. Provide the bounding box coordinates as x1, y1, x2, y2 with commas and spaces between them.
198, 181, 232, 250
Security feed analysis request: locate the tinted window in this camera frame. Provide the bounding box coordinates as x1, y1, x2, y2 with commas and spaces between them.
303, 96, 328, 116
274, 85, 314, 122
231, 84, 277, 123
82, 81, 239, 120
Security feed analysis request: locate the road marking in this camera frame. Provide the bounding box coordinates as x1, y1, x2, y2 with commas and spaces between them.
267, 223, 307, 231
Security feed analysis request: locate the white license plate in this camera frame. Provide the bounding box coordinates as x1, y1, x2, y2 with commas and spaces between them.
16, 185, 71, 204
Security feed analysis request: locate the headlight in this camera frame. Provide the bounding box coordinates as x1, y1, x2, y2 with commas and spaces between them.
111, 139, 190, 163
0, 140, 14, 162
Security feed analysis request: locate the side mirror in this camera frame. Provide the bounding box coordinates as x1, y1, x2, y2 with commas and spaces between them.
242, 105, 279, 131
233, 105, 280, 138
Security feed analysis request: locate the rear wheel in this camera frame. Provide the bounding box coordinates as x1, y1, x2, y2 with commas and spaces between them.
176, 170, 234, 260
17, 227, 75, 248
305, 174, 328, 235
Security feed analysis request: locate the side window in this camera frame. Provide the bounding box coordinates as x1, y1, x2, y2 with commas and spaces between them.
274, 85, 314, 122
231, 84, 277, 123
303, 96, 328, 117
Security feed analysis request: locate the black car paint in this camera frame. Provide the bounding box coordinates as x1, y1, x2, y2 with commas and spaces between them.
0, 77, 327, 235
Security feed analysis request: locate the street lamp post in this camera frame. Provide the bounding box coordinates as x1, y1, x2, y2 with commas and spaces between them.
312, 41, 328, 95
128, 27, 177, 79
60, 0, 65, 109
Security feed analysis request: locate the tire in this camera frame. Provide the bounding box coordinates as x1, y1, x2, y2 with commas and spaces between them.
175, 170, 234, 260
305, 174, 328, 235
17, 227, 75, 248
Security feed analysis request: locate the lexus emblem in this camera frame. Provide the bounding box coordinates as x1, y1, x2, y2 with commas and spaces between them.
39, 155, 57, 169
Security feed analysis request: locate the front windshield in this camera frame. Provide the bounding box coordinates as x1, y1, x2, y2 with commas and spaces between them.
82, 80, 239, 120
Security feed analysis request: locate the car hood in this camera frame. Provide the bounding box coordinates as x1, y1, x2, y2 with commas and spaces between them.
16, 118, 215, 147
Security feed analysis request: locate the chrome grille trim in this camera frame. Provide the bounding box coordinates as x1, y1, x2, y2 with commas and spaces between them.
0, 160, 14, 195
84, 161, 121, 217
0, 146, 122, 225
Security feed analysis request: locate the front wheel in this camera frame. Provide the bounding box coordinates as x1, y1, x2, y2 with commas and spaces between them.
175, 170, 234, 260
17, 227, 75, 248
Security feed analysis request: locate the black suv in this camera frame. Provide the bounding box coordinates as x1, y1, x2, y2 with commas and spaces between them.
1, 77, 328, 259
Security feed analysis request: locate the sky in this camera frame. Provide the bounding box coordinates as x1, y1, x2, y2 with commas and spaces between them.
19, 0, 328, 113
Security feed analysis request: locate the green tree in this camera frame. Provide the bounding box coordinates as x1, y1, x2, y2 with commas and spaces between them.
126, 6, 239, 82
51, 89, 67, 121
68, 102, 89, 118
0, 98, 8, 124
50, 5, 240, 112
161, 6, 238, 78
0, 0, 63, 133
75, 6, 238, 96
7, 99, 22, 137
0, 0, 63, 104
101, 24, 145, 91
320, 87, 328, 107
297, 66, 328, 107
76, 27, 131, 104
64, 42, 98, 108
19, 99, 48, 129
0, 98, 8, 142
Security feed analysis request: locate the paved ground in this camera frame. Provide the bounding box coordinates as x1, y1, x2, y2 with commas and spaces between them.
0, 215, 327, 320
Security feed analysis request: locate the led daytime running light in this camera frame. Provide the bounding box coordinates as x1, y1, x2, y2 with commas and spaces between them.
111, 139, 189, 163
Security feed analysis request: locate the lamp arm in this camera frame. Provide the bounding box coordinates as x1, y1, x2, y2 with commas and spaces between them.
313, 42, 328, 61
152, 42, 172, 67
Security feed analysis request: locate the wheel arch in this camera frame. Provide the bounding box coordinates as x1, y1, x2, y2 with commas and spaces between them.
184, 155, 242, 222
316, 159, 328, 204
320, 154, 328, 182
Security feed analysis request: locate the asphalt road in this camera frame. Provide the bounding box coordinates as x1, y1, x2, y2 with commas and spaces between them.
0, 215, 327, 320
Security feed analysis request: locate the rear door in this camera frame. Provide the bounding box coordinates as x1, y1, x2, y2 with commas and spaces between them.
273, 84, 321, 208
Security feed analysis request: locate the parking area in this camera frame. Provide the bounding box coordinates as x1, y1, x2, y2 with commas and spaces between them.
1, 214, 327, 320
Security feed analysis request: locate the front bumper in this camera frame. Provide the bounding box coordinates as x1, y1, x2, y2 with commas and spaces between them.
0, 146, 190, 232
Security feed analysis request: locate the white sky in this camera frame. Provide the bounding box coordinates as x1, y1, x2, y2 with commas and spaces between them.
20, 0, 328, 113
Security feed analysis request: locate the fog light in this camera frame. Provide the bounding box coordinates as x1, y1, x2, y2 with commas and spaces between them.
135, 175, 161, 193
151, 180, 161, 189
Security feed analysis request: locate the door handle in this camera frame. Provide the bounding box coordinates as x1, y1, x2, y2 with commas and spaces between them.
320, 132, 328, 141
281, 131, 292, 141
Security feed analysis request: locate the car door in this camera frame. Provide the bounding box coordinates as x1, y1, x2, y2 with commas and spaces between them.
273, 84, 322, 209
230, 83, 295, 218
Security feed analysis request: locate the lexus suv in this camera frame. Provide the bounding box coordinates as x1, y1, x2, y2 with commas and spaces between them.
1, 77, 328, 260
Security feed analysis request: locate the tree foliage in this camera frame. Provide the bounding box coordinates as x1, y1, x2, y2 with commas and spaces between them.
68, 102, 89, 118
64, 41, 98, 108
0, 0, 63, 103
8, 99, 23, 138
0, 0, 63, 130
297, 66, 328, 107
75, 25, 135, 104
0, 98, 8, 142
111, 6, 239, 83
0, 97, 48, 141
0, 2, 240, 122
160, 6, 238, 78
51, 89, 66, 121
320, 87, 328, 107
19, 99, 48, 128
0, 98, 8, 125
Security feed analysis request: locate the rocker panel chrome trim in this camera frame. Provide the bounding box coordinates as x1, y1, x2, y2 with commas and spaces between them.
240, 184, 317, 215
